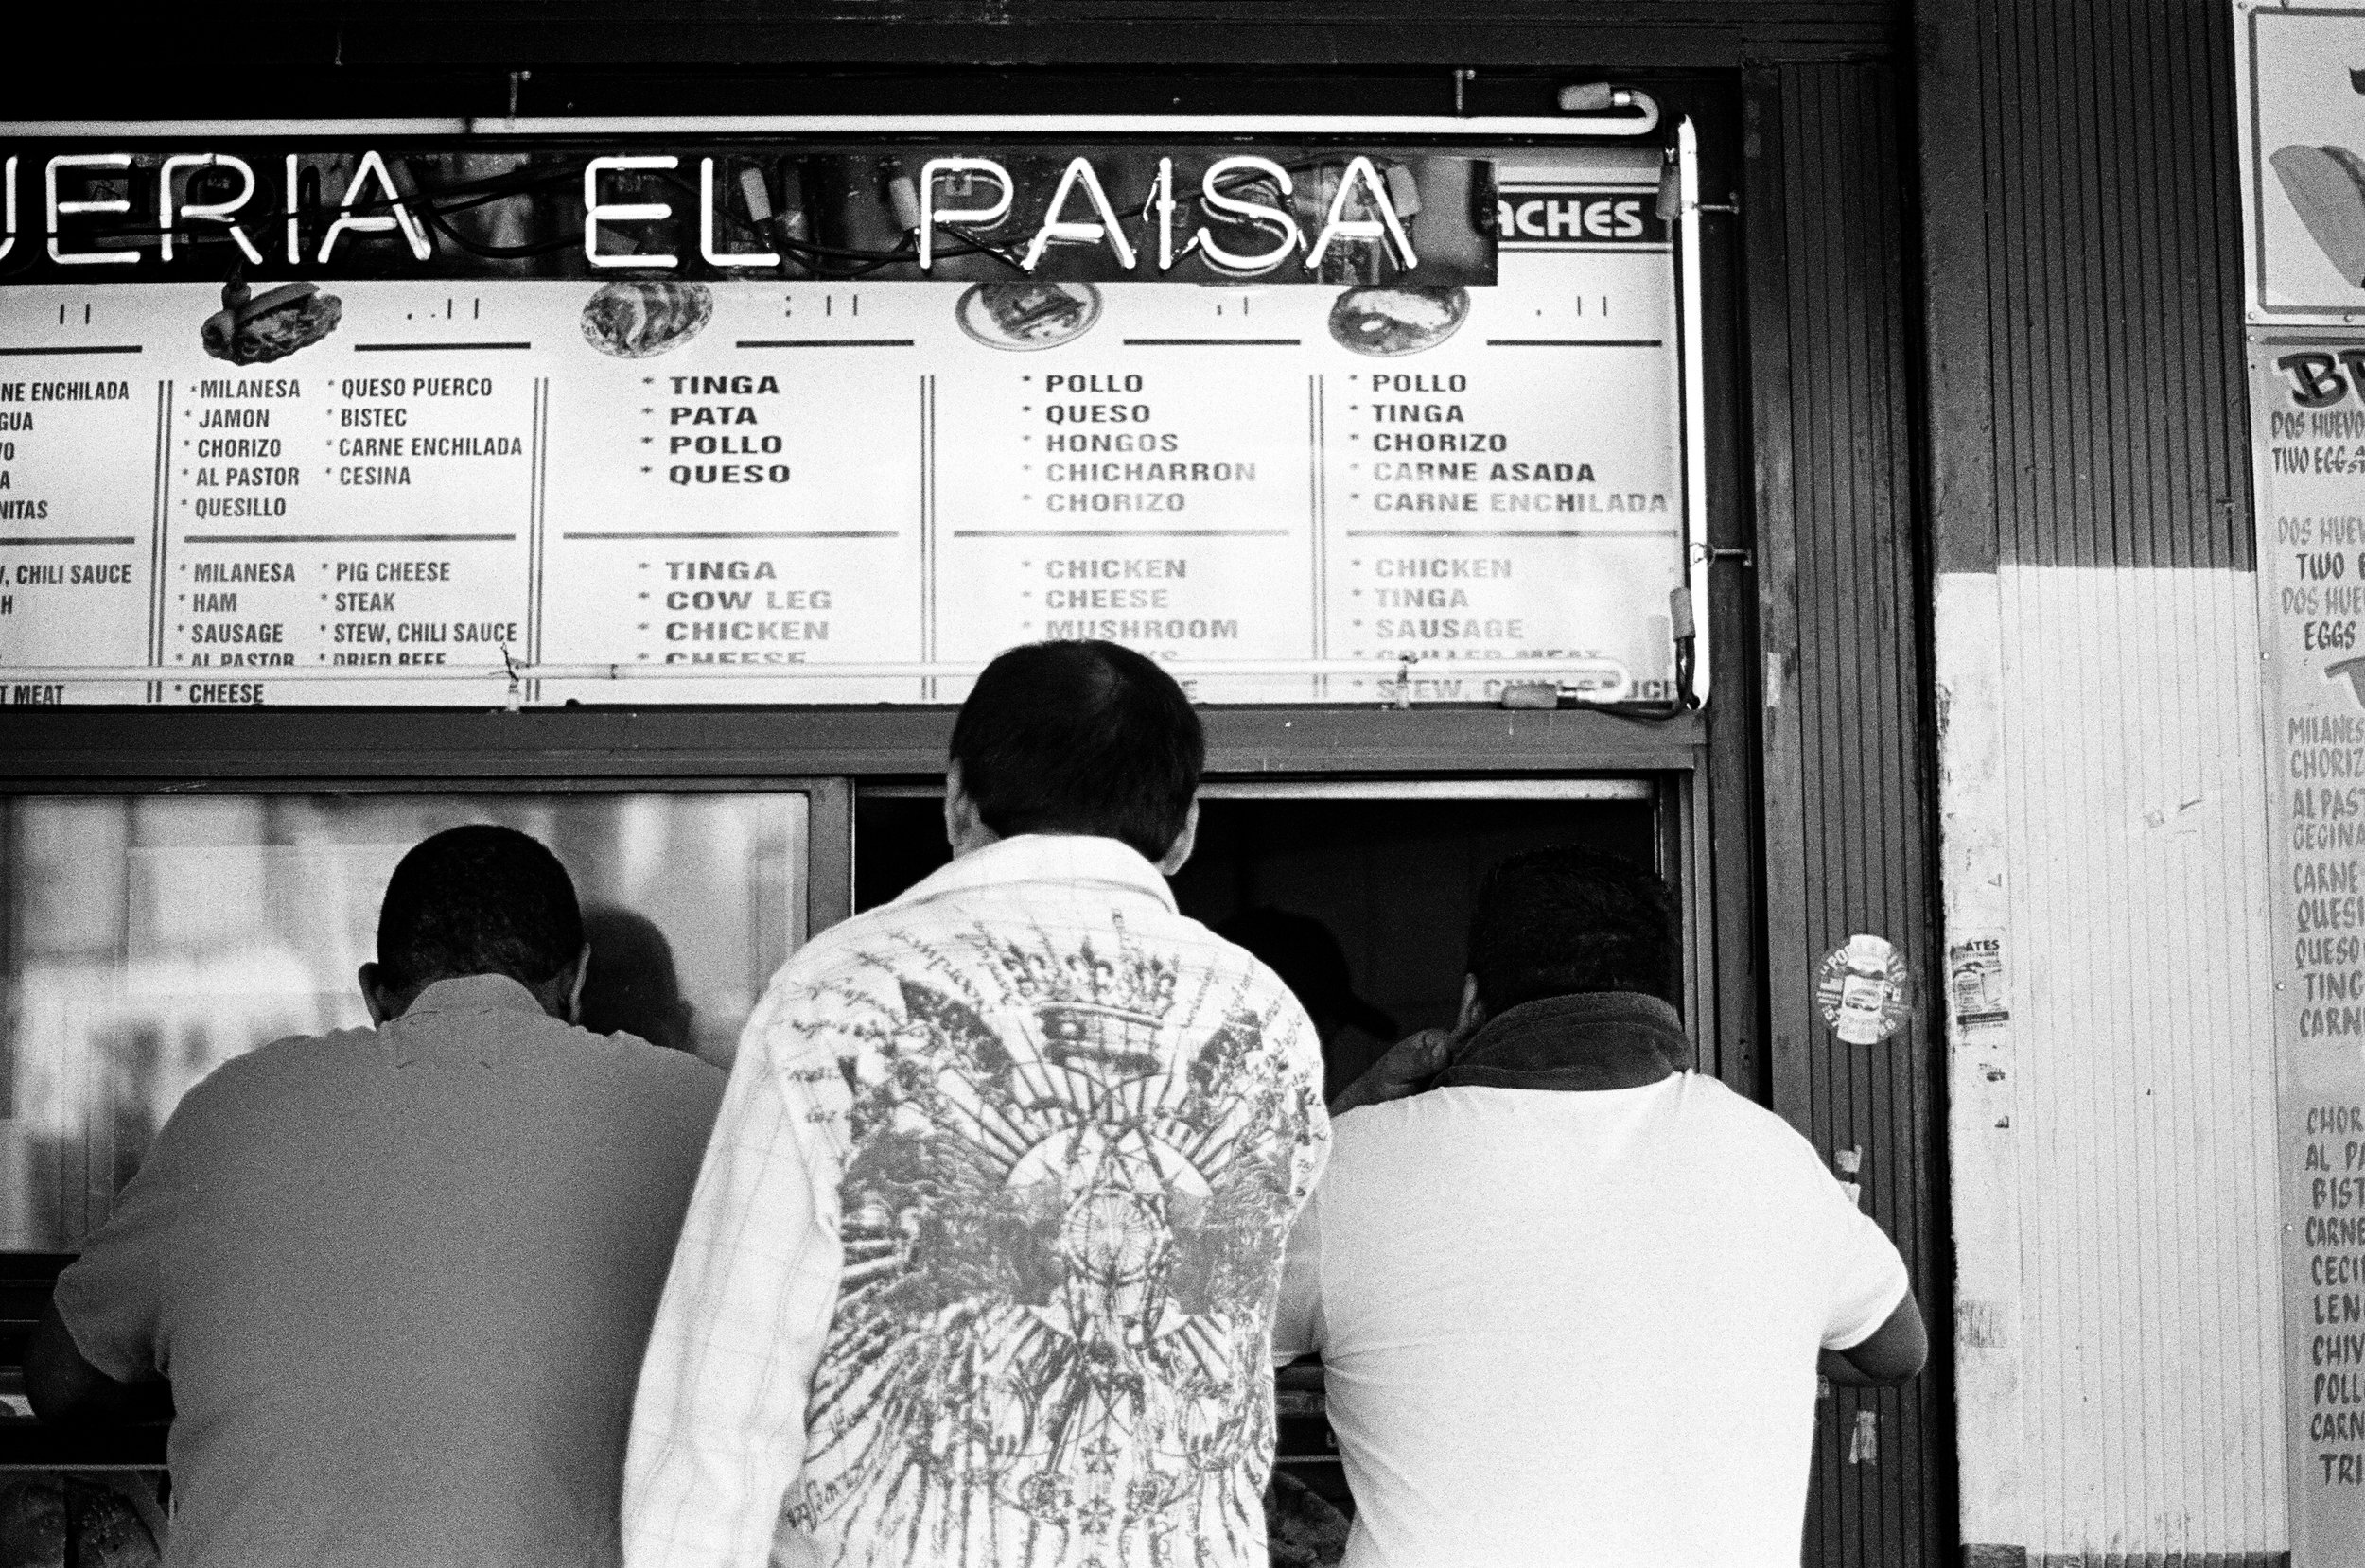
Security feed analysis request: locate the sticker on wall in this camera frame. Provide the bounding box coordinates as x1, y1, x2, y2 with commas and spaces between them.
1814, 933, 1913, 1045
1946, 932, 2009, 1031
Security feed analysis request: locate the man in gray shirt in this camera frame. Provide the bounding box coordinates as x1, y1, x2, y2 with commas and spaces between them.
27, 825, 725, 1568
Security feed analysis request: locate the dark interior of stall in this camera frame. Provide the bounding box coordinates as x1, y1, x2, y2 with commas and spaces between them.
858, 790, 1665, 1094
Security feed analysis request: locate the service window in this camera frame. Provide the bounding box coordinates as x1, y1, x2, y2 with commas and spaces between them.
857, 778, 1670, 1096
0, 790, 808, 1249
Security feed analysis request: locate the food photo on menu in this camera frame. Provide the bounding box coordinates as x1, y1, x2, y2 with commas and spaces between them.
1325, 284, 1470, 356
956, 280, 1104, 350
199, 274, 343, 365
581, 279, 715, 358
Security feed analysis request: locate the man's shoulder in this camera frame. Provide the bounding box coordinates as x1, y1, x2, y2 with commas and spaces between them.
776, 886, 1278, 987
132, 1025, 378, 1164
564, 1024, 727, 1098
184, 1023, 377, 1105
745, 886, 1314, 1068
1331, 1072, 1816, 1157
1665, 1071, 1822, 1151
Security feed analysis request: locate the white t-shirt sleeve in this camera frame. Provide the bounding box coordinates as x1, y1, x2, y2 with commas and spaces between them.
1272, 1178, 1325, 1364
1821, 1191, 1913, 1351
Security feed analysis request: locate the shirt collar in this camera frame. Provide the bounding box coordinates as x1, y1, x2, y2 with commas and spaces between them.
384, 973, 553, 1067
1435, 990, 1690, 1092
894, 832, 1177, 914
398, 973, 552, 1019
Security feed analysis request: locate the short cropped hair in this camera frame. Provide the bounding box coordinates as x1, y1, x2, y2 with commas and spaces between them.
376, 825, 584, 991
1467, 845, 1682, 1011
950, 640, 1204, 862
579, 905, 693, 1052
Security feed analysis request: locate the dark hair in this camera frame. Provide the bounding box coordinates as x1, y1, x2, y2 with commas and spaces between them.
578, 905, 695, 1053
949, 640, 1204, 862
376, 825, 584, 991
1467, 845, 1681, 1011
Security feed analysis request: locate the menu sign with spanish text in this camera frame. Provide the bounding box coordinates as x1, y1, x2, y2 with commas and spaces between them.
2251, 337, 2365, 1563
0, 140, 1687, 706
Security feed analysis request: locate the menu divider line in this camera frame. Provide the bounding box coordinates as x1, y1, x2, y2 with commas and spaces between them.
1121, 339, 1302, 346
527, 376, 549, 698
920, 375, 937, 701
146, 379, 173, 678
352, 342, 534, 353
736, 339, 915, 349
184, 533, 519, 544
0, 345, 143, 357
1308, 373, 1328, 699
1, 537, 138, 547
952, 529, 1286, 538
562, 531, 897, 540
1344, 528, 1680, 539
1482, 339, 1664, 348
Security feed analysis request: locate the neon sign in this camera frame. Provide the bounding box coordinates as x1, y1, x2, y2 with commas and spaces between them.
0, 143, 1497, 286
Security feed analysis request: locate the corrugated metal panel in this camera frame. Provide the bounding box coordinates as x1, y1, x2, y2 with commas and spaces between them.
1975, 0, 2251, 569
1745, 58, 1948, 1568
1992, 563, 2284, 1556
90, 2, 1904, 71
1921, 0, 2286, 1559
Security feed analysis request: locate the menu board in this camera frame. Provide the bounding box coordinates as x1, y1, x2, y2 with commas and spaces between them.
0, 169, 1686, 706
2253, 337, 2365, 1559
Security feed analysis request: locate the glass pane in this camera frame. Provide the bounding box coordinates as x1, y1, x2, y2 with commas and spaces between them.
0, 792, 808, 1250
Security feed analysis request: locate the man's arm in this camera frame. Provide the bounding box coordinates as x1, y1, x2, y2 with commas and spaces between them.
622, 1002, 843, 1568
32, 1072, 212, 1431
1817, 1292, 1928, 1387
24, 1303, 171, 1427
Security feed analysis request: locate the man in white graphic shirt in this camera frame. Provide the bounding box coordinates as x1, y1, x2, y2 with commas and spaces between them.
625, 639, 1331, 1568
1277, 846, 1925, 1567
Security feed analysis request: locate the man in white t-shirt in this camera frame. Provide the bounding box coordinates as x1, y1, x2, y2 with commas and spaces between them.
1274, 846, 1925, 1568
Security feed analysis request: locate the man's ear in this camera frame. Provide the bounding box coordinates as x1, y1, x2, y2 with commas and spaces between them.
1155, 798, 1200, 877
943, 761, 999, 860
359, 962, 389, 1026
565, 943, 591, 1026
1455, 973, 1486, 1037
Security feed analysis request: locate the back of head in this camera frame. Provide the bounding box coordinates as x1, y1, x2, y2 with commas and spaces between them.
578, 905, 694, 1052
1467, 845, 1681, 1012
950, 639, 1204, 862
377, 825, 584, 993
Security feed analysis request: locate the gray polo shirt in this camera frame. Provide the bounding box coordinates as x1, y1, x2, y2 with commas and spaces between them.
53, 974, 726, 1568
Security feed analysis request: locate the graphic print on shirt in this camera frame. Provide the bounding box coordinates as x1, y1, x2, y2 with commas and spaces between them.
779, 914, 1323, 1568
